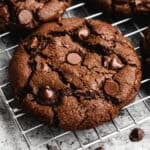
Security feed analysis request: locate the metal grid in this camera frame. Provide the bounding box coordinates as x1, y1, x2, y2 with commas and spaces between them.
0, 0, 150, 150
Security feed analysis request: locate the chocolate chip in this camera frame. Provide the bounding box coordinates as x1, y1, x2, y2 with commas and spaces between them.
46, 144, 58, 150
129, 128, 144, 142
103, 55, 124, 70
18, 9, 33, 25
39, 86, 56, 104
67, 53, 82, 65
30, 37, 39, 49
110, 55, 124, 70
95, 147, 104, 150
103, 56, 112, 68
78, 28, 89, 40
104, 79, 119, 96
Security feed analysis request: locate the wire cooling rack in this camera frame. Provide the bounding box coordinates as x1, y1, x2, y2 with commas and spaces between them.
0, 0, 150, 150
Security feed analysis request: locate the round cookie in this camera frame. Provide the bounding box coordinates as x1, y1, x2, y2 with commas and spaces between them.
86, 0, 150, 17
9, 18, 142, 130
0, 0, 71, 32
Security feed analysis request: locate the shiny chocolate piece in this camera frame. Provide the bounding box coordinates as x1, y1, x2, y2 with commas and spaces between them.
104, 79, 119, 96
110, 55, 124, 70
67, 53, 82, 65
129, 128, 145, 142
78, 28, 89, 40
40, 86, 56, 104
18, 10, 33, 25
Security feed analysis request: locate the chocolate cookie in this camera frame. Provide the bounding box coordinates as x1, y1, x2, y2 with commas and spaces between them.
0, 0, 71, 32
9, 18, 142, 130
86, 0, 150, 17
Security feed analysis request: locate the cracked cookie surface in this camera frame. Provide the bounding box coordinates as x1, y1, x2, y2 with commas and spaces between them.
0, 0, 71, 32
86, 0, 150, 17
9, 18, 142, 130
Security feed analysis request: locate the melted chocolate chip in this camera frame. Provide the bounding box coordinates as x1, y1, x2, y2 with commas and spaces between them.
103, 55, 124, 70
18, 9, 33, 25
110, 55, 124, 70
39, 86, 56, 104
67, 52, 82, 65
78, 28, 89, 40
104, 79, 119, 96
129, 128, 145, 142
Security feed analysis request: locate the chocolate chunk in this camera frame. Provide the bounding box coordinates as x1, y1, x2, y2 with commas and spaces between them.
30, 37, 39, 49
104, 79, 119, 96
110, 55, 124, 70
78, 28, 89, 40
39, 86, 56, 104
18, 9, 33, 25
129, 128, 145, 142
67, 53, 82, 65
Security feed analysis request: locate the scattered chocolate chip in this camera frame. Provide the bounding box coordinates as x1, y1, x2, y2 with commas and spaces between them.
18, 9, 33, 25
30, 37, 39, 49
46, 144, 58, 150
129, 128, 144, 142
78, 28, 89, 40
95, 146, 104, 150
39, 86, 56, 104
67, 52, 82, 65
110, 55, 124, 70
104, 79, 119, 96
103, 56, 112, 68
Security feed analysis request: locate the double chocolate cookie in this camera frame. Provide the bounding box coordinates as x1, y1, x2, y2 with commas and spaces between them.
0, 0, 71, 32
9, 18, 142, 130
86, 0, 150, 17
